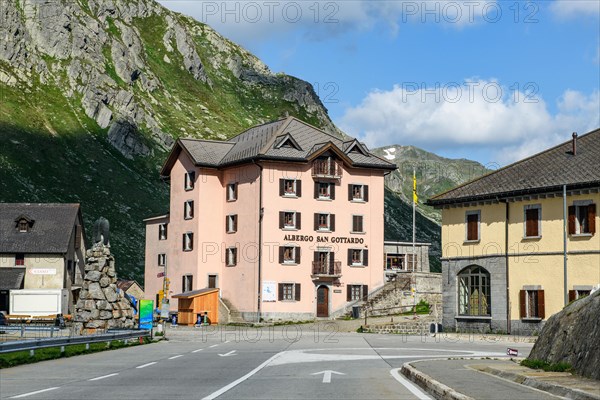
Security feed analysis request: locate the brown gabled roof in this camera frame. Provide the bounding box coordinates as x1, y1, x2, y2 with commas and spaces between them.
0, 203, 84, 254
160, 117, 396, 176
427, 128, 600, 206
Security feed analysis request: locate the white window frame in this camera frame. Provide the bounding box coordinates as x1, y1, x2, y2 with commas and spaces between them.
283, 211, 297, 229
159, 223, 167, 240
227, 214, 237, 233
283, 179, 297, 196
573, 200, 593, 235
351, 184, 364, 201
184, 171, 195, 191
351, 249, 364, 266
349, 284, 363, 301
318, 182, 331, 199
184, 200, 194, 220
282, 283, 295, 301
183, 232, 193, 252
182, 275, 193, 293
523, 204, 542, 239
226, 247, 237, 267
465, 210, 481, 242
318, 213, 330, 231
158, 253, 166, 267
227, 183, 238, 202
283, 246, 296, 264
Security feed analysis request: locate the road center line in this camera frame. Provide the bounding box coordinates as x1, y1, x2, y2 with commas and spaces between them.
169, 355, 184, 360
10, 387, 60, 398
390, 368, 432, 400
136, 362, 157, 369
192, 349, 204, 353
89, 373, 119, 381
202, 352, 284, 400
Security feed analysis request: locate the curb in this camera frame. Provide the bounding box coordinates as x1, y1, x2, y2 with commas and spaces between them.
401, 362, 474, 400
473, 365, 600, 400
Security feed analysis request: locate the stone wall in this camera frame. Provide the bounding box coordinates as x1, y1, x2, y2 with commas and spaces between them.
73, 244, 134, 333
362, 317, 440, 335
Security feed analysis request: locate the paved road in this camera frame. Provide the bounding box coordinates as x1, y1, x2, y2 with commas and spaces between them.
1, 324, 538, 400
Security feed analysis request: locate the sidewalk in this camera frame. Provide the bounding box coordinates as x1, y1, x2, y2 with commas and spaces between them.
402, 358, 600, 400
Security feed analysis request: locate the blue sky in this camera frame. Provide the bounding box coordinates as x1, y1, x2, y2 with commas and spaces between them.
160, 1, 600, 166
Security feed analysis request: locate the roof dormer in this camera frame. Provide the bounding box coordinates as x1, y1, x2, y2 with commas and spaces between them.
274, 133, 302, 151
15, 214, 34, 233
344, 140, 370, 156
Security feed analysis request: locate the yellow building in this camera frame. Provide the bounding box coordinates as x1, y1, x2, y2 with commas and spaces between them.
427, 130, 599, 334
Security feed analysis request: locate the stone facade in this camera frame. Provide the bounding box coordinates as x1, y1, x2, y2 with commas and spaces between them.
73, 244, 134, 333
442, 256, 508, 333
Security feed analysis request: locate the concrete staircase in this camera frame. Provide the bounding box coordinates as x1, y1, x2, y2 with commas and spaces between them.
220, 298, 246, 324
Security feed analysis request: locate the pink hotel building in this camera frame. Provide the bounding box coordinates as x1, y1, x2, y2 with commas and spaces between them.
144, 117, 396, 321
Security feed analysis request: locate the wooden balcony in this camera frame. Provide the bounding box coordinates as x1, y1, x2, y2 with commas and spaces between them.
312, 159, 343, 179
312, 261, 342, 279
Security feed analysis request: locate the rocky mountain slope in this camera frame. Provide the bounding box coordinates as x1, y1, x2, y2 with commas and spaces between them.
373, 145, 493, 223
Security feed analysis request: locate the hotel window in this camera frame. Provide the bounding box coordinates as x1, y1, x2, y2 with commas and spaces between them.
278, 283, 301, 301
157, 253, 166, 267
279, 211, 301, 230
15, 253, 25, 266
18, 220, 28, 232
226, 214, 238, 233
226, 247, 238, 266
347, 284, 368, 301
279, 246, 300, 264
458, 265, 491, 316
314, 182, 335, 200
280, 179, 301, 197
182, 275, 193, 293
159, 223, 168, 240
519, 288, 545, 319
465, 210, 480, 242
348, 249, 368, 266
386, 255, 404, 271
352, 215, 364, 233
569, 288, 592, 302
227, 183, 238, 201
182, 232, 193, 251
569, 202, 596, 235
184, 200, 194, 220
314, 213, 335, 232
184, 171, 195, 191
348, 184, 369, 202
524, 205, 541, 238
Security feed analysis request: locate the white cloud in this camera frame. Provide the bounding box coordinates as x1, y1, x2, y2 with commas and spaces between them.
338, 79, 600, 164
549, 0, 600, 18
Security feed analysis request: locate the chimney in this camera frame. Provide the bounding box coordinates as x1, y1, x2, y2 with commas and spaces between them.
572, 132, 578, 155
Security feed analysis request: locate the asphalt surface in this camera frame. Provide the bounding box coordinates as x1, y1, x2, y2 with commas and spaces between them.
0, 324, 540, 400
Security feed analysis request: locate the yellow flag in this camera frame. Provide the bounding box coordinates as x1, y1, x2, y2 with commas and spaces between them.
413, 171, 418, 204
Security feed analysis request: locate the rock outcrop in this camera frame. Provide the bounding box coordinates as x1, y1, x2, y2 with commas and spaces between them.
527, 290, 600, 380
74, 243, 135, 333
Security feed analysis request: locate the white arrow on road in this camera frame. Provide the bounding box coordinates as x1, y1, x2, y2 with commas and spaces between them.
311, 370, 345, 383
218, 350, 237, 357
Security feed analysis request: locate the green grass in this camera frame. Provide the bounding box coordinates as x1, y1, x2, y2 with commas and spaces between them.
520, 359, 572, 373
0, 337, 152, 369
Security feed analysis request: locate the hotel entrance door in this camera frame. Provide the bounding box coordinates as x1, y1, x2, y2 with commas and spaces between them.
317, 285, 329, 317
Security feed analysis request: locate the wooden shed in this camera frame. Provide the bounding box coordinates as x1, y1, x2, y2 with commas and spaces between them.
172, 288, 219, 325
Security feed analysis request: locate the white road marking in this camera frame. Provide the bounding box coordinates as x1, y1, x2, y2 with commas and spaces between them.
311, 370, 345, 383
218, 350, 237, 357
10, 387, 60, 398
209, 344, 218, 348
390, 368, 432, 400
88, 373, 119, 381
192, 349, 204, 353
224, 340, 231, 344
169, 355, 184, 360
136, 362, 157, 369
202, 352, 283, 400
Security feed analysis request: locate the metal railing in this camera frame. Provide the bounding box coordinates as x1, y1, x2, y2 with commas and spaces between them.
312, 261, 342, 277
0, 328, 151, 354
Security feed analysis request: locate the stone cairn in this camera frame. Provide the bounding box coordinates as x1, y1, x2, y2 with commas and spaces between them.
73, 243, 134, 333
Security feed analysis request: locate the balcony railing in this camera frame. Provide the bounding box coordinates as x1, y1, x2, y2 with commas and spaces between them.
312, 261, 342, 278
312, 159, 343, 179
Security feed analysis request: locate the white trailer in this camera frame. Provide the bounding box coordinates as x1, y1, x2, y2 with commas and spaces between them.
9, 289, 64, 316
